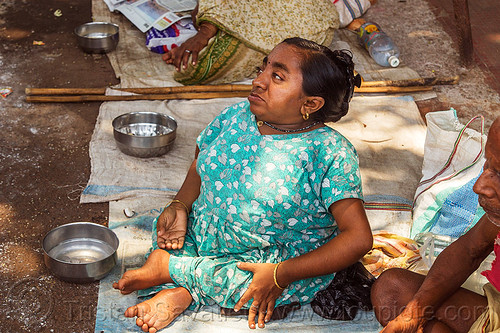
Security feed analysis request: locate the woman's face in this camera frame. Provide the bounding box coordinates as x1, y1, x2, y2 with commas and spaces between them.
248, 43, 308, 125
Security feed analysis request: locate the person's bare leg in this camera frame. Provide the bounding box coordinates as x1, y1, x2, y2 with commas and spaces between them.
125, 287, 192, 333
113, 249, 173, 294
371, 268, 488, 333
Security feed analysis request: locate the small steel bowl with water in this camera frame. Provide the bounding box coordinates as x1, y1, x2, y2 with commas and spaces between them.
74, 22, 119, 53
42, 222, 119, 283
112, 112, 177, 158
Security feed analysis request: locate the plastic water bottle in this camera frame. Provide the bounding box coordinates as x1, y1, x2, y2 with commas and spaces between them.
358, 22, 400, 67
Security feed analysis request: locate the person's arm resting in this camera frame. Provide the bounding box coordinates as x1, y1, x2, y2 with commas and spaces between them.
276, 198, 373, 287
171, 146, 202, 211
156, 147, 201, 249
395, 215, 498, 325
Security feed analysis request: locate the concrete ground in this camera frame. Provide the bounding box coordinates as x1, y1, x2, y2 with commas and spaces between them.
1, 1, 117, 332
0, 0, 498, 333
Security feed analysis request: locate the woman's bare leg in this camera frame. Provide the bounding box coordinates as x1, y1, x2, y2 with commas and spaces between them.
125, 287, 193, 333
113, 249, 173, 294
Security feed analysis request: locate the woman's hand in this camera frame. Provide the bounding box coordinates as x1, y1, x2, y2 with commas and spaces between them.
156, 202, 188, 250
162, 22, 217, 71
234, 262, 285, 329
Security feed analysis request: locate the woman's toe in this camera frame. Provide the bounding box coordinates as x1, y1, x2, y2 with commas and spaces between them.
145, 314, 158, 328
125, 305, 138, 318
142, 312, 154, 326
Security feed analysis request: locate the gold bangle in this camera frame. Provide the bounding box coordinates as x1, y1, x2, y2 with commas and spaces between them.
273, 262, 288, 290
166, 199, 190, 213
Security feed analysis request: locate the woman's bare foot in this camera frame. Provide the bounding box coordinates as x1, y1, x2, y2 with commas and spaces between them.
113, 249, 172, 294
346, 18, 366, 31
125, 287, 192, 333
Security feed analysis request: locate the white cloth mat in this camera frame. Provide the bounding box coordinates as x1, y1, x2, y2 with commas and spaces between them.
82, 95, 426, 206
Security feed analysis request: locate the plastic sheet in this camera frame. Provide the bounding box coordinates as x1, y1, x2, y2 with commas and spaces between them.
311, 262, 375, 321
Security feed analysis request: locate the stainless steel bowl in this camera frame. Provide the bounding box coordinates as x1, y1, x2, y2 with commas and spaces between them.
112, 112, 177, 158
42, 222, 119, 283
74, 22, 119, 53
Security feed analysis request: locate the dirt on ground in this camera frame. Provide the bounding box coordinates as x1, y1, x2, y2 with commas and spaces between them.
364, 0, 500, 130
0, 0, 498, 332
1, 1, 117, 332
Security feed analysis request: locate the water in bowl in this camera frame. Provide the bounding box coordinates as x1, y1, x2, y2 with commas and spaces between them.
85, 32, 111, 39
48, 238, 115, 264
117, 123, 173, 137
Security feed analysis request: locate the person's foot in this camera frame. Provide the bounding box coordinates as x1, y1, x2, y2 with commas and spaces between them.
346, 18, 366, 31
125, 287, 192, 333
113, 249, 172, 294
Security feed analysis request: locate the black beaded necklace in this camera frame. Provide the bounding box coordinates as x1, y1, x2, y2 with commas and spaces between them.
257, 120, 320, 133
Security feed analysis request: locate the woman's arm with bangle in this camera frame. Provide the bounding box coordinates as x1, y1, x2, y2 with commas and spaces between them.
157, 147, 201, 249
169, 147, 202, 212
233, 197, 373, 327
276, 198, 373, 287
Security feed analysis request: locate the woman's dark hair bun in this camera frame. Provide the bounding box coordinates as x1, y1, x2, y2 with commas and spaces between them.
331, 49, 361, 104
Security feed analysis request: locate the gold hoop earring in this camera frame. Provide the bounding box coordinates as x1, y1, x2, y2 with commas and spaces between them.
303, 112, 309, 120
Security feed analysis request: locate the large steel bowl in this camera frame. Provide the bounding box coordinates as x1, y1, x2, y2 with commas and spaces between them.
42, 222, 119, 283
112, 112, 177, 158
74, 22, 119, 53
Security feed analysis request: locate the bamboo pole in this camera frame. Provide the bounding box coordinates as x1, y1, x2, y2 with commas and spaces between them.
25, 91, 251, 103
25, 86, 434, 103
25, 84, 252, 96
25, 87, 108, 95
356, 86, 433, 93
25, 76, 453, 97
360, 75, 459, 87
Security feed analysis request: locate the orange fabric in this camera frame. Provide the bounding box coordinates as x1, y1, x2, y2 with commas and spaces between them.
361, 231, 422, 277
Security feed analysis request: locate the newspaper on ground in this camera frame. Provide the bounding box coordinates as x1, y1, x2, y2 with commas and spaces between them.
102, 0, 196, 32
155, 0, 197, 12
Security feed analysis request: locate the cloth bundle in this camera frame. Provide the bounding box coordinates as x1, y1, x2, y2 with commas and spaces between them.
361, 231, 422, 277
410, 110, 486, 238
427, 174, 485, 238
332, 0, 372, 28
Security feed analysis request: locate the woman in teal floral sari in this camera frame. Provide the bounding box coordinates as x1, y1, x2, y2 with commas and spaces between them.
114, 37, 372, 333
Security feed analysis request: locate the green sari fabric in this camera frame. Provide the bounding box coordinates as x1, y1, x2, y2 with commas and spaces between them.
174, 0, 339, 85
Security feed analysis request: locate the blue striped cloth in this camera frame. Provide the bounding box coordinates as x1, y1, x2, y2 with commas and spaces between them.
429, 174, 485, 238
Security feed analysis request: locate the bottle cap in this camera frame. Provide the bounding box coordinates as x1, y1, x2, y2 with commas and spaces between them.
388, 56, 400, 67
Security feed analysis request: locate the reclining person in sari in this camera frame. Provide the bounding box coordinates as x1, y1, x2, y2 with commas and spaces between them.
113, 37, 372, 332
371, 116, 500, 333
162, 0, 374, 85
